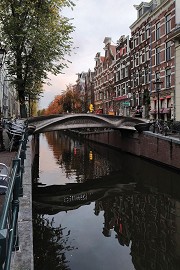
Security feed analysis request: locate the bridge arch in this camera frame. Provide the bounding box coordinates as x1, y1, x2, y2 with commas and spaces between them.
28, 113, 146, 133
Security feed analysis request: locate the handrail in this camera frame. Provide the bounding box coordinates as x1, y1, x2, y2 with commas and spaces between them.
0, 122, 28, 270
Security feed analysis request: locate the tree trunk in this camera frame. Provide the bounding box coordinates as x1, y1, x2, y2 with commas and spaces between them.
19, 91, 27, 118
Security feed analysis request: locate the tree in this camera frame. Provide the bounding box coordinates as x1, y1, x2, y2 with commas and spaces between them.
60, 85, 82, 113
45, 94, 63, 115
0, 0, 75, 117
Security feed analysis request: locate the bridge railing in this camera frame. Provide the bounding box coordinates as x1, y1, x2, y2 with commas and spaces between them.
0, 123, 28, 270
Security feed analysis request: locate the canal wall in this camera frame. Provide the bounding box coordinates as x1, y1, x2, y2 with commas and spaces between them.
82, 130, 180, 170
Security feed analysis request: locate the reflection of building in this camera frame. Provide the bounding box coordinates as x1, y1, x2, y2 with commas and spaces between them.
95, 190, 180, 269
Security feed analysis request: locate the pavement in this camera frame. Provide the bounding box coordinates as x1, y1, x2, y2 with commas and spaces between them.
1, 131, 34, 270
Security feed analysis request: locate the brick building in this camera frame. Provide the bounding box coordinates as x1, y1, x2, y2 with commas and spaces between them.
130, 0, 175, 120
169, 0, 180, 121
84, 69, 95, 112
114, 35, 131, 116
94, 37, 116, 114
150, 0, 175, 121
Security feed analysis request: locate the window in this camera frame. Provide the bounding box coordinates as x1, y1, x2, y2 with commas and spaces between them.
121, 68, 125, 79
133, 72, 137, 87
166, 14, 171, 34
166, 41, 171, 61
139, 71, 144, 84
139, 51, 142, 64
133, 55, 136, 68
134, 38, 137, 48
145, 25, 150, 39
125, 66, 128, 77
145, 46, 149, 61
166, 69, 171, 88
135, 53, 139, 66
121, 86, 125, 95
126, 82, 129, 93
155, 72, 160, 81
156, 47, 160, 65
156, 22, 160, 40
139, 8, 143, 18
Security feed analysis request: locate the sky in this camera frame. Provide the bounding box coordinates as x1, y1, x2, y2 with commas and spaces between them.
39, 0, 150, 109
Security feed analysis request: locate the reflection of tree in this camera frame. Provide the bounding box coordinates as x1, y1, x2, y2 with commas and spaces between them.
44, 131, 112, 183
33, 210, 77, 270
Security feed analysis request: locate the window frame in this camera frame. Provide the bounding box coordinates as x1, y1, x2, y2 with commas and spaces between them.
156, 47, 160, 65
166, 68, 171, 88
156, 22, 160, 40
166, 41, 171, 61
166, 14, 171, 34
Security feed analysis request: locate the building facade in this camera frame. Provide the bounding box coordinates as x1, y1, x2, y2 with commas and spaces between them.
84, 69, 95, 112
150, 0, 175, 121
130, 0, 175, 120
94, 37, 116, 114
76, 72, 87, 113
114, 35, 131, 116
169, 0, 180, 121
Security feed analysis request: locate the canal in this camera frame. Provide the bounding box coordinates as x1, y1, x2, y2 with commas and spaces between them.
32, 131, 180, 270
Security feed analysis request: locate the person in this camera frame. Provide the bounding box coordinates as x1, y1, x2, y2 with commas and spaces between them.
0, 118, 5, 151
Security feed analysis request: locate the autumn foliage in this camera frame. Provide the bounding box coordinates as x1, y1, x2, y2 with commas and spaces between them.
44, 95, 63, 115
40, 87, 82, 116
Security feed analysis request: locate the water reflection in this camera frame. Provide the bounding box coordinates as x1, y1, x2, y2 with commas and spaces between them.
33, 131, 180, 270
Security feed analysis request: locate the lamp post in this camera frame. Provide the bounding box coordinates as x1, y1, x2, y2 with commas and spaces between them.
153, 78, 163, 120
0, 48, 6, 117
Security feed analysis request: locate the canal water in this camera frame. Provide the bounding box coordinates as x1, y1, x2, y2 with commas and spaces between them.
32, 131, 180, 270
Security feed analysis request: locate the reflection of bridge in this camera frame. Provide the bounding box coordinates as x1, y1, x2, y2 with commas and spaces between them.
28, 113, 146, 133
33, 175, 136, 214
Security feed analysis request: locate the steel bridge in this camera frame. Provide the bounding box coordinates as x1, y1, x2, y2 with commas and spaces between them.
28, 113, 147, 133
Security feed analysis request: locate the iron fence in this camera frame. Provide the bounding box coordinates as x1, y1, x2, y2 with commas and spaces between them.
0, 124, 28, 270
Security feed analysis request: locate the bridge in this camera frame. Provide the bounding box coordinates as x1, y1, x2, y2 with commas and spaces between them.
28, 113, 147, 133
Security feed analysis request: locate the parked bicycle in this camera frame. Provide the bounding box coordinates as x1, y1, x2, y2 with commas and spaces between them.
149, 119, 170, 136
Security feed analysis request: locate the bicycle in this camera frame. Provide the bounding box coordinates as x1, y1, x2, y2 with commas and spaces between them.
150, 119, 169, 135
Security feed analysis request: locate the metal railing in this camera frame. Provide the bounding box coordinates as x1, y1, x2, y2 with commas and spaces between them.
0, 124, 28, 270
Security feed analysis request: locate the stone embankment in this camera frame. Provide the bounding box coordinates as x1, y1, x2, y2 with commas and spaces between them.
79, 130, 180, 170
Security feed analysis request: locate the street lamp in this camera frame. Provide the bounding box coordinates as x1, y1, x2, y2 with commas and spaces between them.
0, 48, 6, 118
153, 78, 163, 120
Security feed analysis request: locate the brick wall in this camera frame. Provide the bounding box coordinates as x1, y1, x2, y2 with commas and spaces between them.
84, 130, 180, 170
